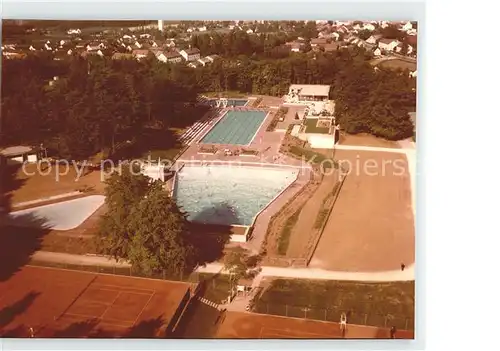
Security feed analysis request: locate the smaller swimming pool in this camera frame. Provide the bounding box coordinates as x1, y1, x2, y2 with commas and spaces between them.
200, 110, 267, 145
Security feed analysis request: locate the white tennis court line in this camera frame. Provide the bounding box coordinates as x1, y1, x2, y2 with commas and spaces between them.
131, 290, 156, 327
90, 283, 155, 295
98, 291, 122, 319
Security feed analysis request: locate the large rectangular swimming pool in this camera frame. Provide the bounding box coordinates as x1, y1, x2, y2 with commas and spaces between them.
200, 110, 267, 145
173, 165, 298, 226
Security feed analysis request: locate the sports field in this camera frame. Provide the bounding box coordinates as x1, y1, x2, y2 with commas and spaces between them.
0, 266, 192, 337
215, 312, 414, 339
199, 110, 267, 145
310, 150, 415, 271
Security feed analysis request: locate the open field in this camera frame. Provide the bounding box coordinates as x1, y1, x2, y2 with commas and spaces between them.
252, 278, 414, 331
0, 266, 192, 337
378, 59, 417, 71
310, 150, 415, 271
216, 311, 414, 339
338, 133, 401, 148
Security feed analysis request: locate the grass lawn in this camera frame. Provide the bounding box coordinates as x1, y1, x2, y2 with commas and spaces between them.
277, 208, 302, 255
304, 118, 331, 134
4, 163, 105, 204
253, 278, 415, 330
378, 59, 417, 71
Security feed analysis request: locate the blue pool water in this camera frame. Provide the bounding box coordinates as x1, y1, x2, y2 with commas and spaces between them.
200, 110, 267, 145
173, 165, 298, 226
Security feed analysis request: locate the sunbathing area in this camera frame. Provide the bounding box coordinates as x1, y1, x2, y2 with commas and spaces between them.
0, 266, 193, 337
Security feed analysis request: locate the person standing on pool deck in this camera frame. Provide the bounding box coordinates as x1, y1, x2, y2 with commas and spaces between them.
401, 263, 406, 271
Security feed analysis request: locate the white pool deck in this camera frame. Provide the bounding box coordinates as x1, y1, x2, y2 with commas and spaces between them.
2, 195, 105, 231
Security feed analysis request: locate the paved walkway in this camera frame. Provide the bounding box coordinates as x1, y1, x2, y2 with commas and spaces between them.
32, 251, 414, 282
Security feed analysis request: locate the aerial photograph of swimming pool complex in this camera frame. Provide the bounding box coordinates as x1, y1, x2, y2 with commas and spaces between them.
1, 19, 417, 340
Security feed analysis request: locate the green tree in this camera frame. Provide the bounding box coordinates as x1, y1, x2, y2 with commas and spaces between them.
223, 248, 261, 289
96, 165, 152, 260
127, 181, 195, 277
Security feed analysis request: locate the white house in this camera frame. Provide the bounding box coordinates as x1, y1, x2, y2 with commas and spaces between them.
291, 43, 302, 52
378, 38, 400, 51
180, 47, 201, 61
363, 23, 376, 31
366, 35, 381, 45
164, 51, 183, 63
409, 70, 417, 78
67, 28, 81, 35
373, 48, 382, 57
197, 57, 211, 66
379, 21, 389, 28
401, 21, 413, 31
246, 29, 254, 34
123, 34, 133, 40
29, 45, 36, 51
134, 41, 142, 48
139, 33, 151, 38
206, 54, 220, 62
395, 43, 414, 55
132, 49, 150, 60
67, 49, 73, 55
198, 26, 207, 32
155, 51, 168, 63
44, 43, 52, 51
188, 61, 201, 68
331, 32, 340, 41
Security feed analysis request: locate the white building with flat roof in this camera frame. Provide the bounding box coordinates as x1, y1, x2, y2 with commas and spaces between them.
287, 84, 331, 102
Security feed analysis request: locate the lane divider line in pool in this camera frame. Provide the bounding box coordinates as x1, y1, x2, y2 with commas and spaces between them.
245, 111, 270, 147
196, 109, 229, 144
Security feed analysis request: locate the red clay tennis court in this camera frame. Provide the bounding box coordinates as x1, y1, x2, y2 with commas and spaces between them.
215, 312, 414, 339
0, 266, 193, 337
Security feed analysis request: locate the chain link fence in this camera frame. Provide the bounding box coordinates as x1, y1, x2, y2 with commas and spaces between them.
254, 301, 414, 331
